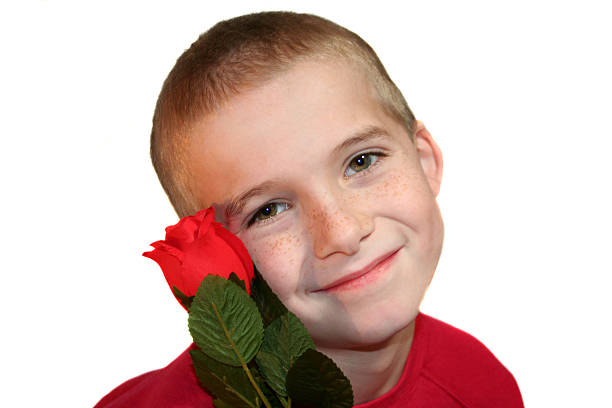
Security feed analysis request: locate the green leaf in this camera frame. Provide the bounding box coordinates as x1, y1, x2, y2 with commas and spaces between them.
190, 349, 257, 408
251, 267, 287, 328
229, 272, 247, 292
286, 349, 354, 408
188, 275, 264, 366
213, 399, 235, 408
256, 312, 315, 397
258, 380, 286, 408
249, 363, 285, 408
172, 285, 194, 310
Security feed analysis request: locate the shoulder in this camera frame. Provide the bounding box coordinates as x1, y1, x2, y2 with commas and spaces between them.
94, 344, 214, 408
417, 313, 524, 408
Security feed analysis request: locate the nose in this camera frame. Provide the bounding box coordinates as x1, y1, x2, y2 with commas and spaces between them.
306, 190, 374, 259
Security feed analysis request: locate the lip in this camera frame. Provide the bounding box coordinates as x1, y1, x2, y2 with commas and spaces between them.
315, 248, 401, 293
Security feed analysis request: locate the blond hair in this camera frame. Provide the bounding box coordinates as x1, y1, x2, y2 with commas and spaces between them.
151, 11, 415, 218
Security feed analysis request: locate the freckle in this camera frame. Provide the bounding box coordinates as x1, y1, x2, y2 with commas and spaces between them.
374, 171, 408, 199
264, 232, 300, 256
266, 239, 281, 252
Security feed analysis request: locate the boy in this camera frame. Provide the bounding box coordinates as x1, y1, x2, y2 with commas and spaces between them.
96, 11, 523, 407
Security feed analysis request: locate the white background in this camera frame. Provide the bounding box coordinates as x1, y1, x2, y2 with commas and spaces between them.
2, 1, 611, 406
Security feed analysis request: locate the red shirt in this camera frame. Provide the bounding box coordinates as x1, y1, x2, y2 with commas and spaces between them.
95, 313, 523, 407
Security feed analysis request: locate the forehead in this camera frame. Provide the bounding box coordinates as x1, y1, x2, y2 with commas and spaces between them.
184, 59, 411, 210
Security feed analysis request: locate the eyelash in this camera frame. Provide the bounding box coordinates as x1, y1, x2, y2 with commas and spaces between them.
246, 202, 291, 227
246, 150, 387, 228
343, 150, 387, 178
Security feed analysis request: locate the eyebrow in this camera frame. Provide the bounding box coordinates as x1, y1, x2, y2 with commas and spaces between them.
224, 180, 280, 221
331, 125, 391, 157
224, 125, 391, 221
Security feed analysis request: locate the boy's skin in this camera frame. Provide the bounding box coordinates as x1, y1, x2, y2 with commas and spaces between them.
182, 58, 444, 404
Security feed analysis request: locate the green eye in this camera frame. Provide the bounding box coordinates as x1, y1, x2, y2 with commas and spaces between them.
248, 202, 289, 226
345, 152, 381, 177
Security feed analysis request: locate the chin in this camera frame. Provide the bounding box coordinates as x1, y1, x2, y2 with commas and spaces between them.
310, 307, 419, 350
359, 309, 419, 346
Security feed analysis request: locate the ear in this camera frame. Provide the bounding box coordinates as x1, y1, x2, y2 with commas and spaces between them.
414, 120, 443, 197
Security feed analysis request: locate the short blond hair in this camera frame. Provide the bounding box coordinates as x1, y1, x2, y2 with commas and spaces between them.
151, 11, 415, 218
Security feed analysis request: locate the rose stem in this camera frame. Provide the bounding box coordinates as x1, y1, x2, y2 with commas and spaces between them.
212, 302, 273, 408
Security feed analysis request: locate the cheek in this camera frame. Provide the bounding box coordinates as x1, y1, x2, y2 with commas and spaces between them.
243, 230, 302, 299
368, 167, 443, 252
363, 167, 432, 214
374, 170, 413, 202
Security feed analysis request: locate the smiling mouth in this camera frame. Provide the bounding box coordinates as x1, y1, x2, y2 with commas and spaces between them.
315, 248, 401, 293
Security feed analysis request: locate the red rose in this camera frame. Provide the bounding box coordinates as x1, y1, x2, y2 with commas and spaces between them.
143, 207, 254, 309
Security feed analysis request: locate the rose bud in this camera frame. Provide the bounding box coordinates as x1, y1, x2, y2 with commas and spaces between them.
143, 207, 254, 309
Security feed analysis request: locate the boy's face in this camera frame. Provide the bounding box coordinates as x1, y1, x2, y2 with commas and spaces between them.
185, 59, 444, 349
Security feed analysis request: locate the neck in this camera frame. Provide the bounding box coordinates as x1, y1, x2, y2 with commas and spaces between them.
315, 321, 415, 405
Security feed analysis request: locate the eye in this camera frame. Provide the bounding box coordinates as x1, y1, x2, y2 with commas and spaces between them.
344, 152, 385, 177
247, 202, 290, 227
